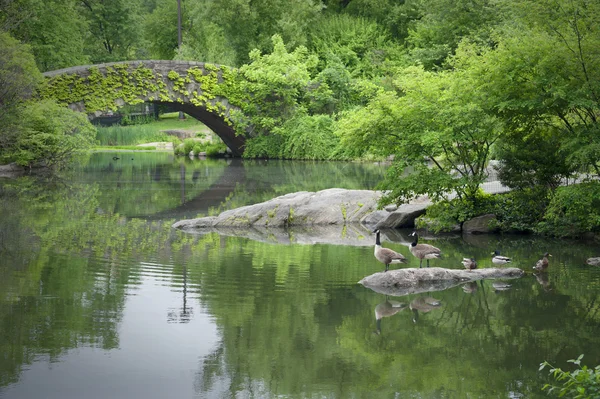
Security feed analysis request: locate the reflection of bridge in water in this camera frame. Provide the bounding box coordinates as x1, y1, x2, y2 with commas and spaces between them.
142, 158, 246, 220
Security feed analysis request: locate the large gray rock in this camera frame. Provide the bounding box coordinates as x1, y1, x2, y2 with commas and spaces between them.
174, 189, 381, 229
462, 214, 499, 234
173, 189, 434, 231
362, 203, 430, 228
359, 267, 524, 297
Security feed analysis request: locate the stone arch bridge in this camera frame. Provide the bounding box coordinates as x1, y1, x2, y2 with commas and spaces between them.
42, 60, 248, 156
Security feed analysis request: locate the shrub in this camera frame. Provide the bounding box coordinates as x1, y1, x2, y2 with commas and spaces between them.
536, 182, 600, 237
492, 188, 550, 233
182, 138, 196, 155
12, 100, 96, 169
416, 191, 496, 233
540, 355, 600, 398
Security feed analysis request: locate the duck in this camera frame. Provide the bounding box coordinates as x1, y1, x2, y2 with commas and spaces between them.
408, 231, 442, 268
491, 250, 511, 265
112, 156, 120, 160
375, 298, 407, 335
533, 252, 552, 271
373, 229, 407, 272
462, 257, 478, 271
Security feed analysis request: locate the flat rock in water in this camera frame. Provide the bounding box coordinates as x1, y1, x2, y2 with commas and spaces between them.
173, 188, 435, 230
359, 267, 524, 297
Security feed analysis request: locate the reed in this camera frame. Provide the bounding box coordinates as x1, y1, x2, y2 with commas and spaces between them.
95, 125, 171, 146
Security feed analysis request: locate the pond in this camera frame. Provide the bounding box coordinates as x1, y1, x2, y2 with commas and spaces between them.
1, 152, 599, 399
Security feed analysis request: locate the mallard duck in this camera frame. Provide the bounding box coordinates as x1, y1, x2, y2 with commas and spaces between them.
409, 231, 442, 268
491, 250, 511, 265
462, 257, 478, 271
533, 252, 552, 271
373, 229, 407, 272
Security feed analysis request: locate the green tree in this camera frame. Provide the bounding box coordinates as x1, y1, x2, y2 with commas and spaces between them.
238, 35, 321, 158
406, 0, 500, 69
184, 0, 322, 66
464, 0, 600, 178
0, 32, 96, 170
337, 65, 501, 204
79, 0, 145, 62
307, 13, 391, 78
3, 0, 89, 71
0, 31, 42, 154
12, 100, 96, 169
144, 0, 181, 60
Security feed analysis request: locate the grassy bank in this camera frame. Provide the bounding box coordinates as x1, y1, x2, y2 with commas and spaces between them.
95, 112, 211, 146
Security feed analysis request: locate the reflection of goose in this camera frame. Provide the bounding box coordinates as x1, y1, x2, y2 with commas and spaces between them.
409, 231, 442, 268
373, 229, 407, 272
533, 252, 552, 272
462, 257, 478, 271
462, 281, 478, 294
491, 250, 511, 265
410, 296, 442, 323
375, 298, 407, 334
492, 281, 512, 292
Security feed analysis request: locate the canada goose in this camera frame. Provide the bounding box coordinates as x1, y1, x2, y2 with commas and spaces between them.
373, 229, 407, 272
408, 231, 442, 268
491, 250, 511, 265
533, 252, 552, 271
375, 298, 407, 335
410, 296, 441, 323
462, 257, 478, 271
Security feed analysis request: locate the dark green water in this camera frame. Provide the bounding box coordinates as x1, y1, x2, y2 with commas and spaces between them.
1, 152, 599, 399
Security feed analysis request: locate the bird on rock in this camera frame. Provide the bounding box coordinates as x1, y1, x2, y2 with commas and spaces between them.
409, 231, 442, 268
373, 229, 407, 272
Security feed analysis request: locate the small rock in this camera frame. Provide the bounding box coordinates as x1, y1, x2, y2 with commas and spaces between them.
462, 214, 499, 234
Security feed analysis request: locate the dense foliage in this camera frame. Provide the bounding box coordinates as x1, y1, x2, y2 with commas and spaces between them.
2, 0, 600, 234
0, 32, 95, 169
540, 355, 600, 398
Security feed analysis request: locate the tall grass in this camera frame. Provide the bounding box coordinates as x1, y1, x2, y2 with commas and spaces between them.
96, 125, 172, 146
95, 112, 211, 146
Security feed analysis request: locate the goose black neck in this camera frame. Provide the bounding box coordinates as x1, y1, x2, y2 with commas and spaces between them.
375, 230, 381, 245
411, 233, 419, 246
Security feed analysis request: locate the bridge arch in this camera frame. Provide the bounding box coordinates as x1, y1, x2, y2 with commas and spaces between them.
42, 60, 248, 156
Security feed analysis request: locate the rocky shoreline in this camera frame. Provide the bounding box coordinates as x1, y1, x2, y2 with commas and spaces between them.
172, 187, 500, 234
173, 188, 429, 231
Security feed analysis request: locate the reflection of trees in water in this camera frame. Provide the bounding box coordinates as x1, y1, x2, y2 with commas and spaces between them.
185, 234, 600, 397
3, 165, 600, 397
